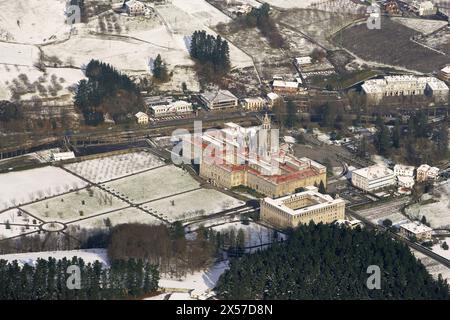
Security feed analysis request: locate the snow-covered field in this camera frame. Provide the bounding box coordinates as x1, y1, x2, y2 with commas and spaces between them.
0, 166, 87, 210
65, 151, 166, 183
142, 189, 245, 222
69, 207, 163, 230
0, 249, 109, 266
405, 182, 450, 229
0, 65, 86, 101
104, 165, 200, 204
22, 187, 128, 223
0, 42, 40, 66
0, 0, 71, 44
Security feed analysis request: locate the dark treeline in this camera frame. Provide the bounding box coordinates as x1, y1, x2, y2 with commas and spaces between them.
237, 3, 285, 48
0, 100, 22, 122
74, 59, 142, 125
216, 223, 450, 299
0, 257, 159, 300
190, 30, 230, 75
374, 111, 449, 165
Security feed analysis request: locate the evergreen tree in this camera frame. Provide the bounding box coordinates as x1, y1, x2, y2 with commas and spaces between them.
152, 54, 168, 81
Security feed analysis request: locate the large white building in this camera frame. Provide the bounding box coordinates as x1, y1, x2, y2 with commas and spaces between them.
199, 90, 238, 110
260, 186, 345, 228
125, 0, 146, 15
362, 75, 449, 104
351, 164, 396, 192
149, 100, 193, 117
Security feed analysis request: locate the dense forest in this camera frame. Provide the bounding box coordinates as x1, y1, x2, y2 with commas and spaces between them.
190, 30, 231, 78
216, 223, 450, 299
0, 257, 159, 300
74, 59, 142, 125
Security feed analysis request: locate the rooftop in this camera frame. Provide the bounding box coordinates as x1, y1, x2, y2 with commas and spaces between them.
263, 187, 344, 217
352, 164, 394, 180
400, 221, 432, 234
201, 89, 238, 103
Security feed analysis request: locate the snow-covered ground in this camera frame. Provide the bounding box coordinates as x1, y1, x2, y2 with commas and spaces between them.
0, 65, 85, 100
0, 209, 40, 239
22, 187, 128, 223
392, 17, 447, 35
65, 151, 165, 183
0, 166, 87, 211
431, 238, 450, 261
142, 189, 245, 222
211, 221, 286, 247
413, 249, 450, 284
0, 249, 109, 266
69, 207, 164, 230
0, 0, 71, 44
0, 42, 39, 66
104, 165, 200, 204
159, 260, 229, 299
405, 182, 450, 229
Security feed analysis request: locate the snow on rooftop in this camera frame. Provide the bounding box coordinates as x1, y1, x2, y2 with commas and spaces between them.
352, 164, 394, 180
400, 221, 432, 234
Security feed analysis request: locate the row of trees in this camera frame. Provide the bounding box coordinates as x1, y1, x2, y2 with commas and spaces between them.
190, 30, 231, 75
0, 257, 159, 300
239, 3, 285, 48
74, 59, 142, 125
216, 223, 450, 299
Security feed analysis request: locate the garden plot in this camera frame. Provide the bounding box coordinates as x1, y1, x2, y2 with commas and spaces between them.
0, 209, 40, 239
0, 208, 40, 226
141, 189, 245, 222
67, 207, 163, 230
104, 165, 200, 204
0, 166, 87, 211
22, 187, 128, 223
405, 182, 450, 229
64, 151, 165, 183
0, 0, 71, 44
0, 223, 39, 240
